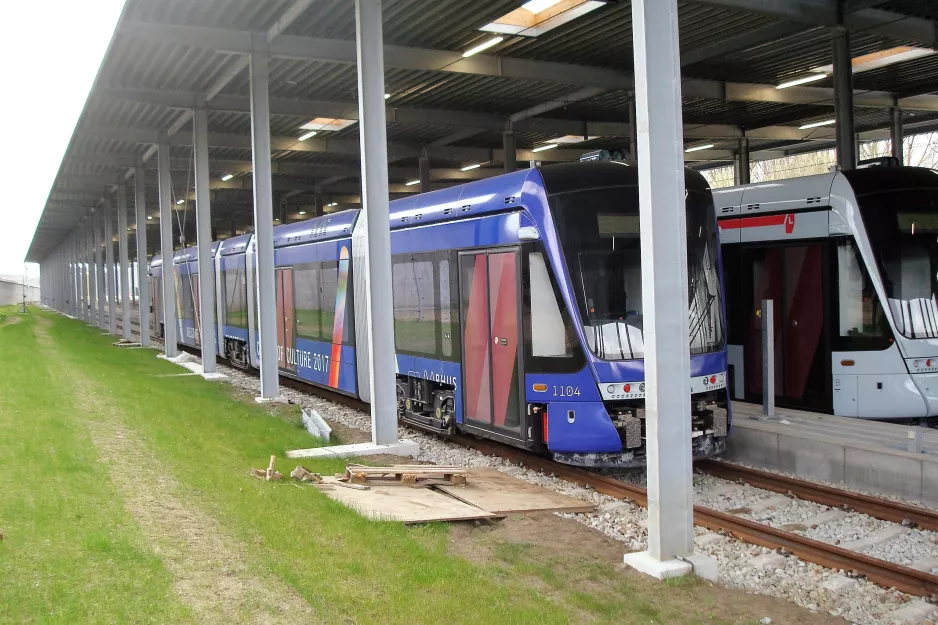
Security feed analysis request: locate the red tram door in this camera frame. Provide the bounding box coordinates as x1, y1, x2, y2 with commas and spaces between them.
459, 249, 524, 439
743, 244, 830, 412
275, 267, 296, 372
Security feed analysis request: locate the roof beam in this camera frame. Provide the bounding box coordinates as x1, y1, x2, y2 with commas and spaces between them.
77, 124, 586, 163
118, 21, 633, 90
686, 0, 938, 46
66, 154, 503, 182
94, 87, 629, 137
113, 23, 938, 112
680, 22, 809, 67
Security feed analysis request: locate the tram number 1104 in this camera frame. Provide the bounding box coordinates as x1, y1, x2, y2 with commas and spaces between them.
553, 385, 581, 397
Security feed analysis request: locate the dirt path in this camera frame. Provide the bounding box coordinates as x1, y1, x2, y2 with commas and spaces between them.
34, 317, 319, 625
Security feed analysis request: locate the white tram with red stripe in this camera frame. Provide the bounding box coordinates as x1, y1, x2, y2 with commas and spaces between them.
717, 165, 938, 420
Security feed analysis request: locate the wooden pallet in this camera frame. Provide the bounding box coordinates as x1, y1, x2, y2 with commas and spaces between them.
342, 464, 468, 488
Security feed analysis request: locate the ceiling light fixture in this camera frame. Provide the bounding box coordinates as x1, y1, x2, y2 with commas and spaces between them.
532, 143, 557, 153
175, 199, 185, 205
327, 202, 338, 207
522, 0, 563, 12
298, 210, 306, 215
405, 179, 421, 186
481, 0, 608, 37
776, 73, 827, 89
221, 173, 234, 181
461, 163, 482, 171
462, 36, 503, 58
685, 143, 715, 153
147, 216, 153, 220
298, 130, 318, 141
384, 93, 391, 99
799, 119, 836, 130
301, 117, 357, 132
813, 45, 936, 75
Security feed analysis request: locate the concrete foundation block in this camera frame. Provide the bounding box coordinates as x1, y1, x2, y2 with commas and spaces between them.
844, 447, 923, 504
686, 554, 719, 582
777, 435, 845, 484
840, 525, 909, 551
751, 553, 787, 570
623, 551, 693, 580
909, 557, 938, 573
921, 459, 938, 507
255, 395, 290, 405
820, 574, 857, 593
286, 440, 420, 459
724, 427, 779, 469
749, 494, 792, 512
801, 509, 847, 528
694, 532, 727, 548
887, 600, 938, 625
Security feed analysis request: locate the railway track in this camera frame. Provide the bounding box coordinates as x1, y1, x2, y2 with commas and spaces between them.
451, 436, 938, 599
697, 459, 938, 532
172, 339, 938, 599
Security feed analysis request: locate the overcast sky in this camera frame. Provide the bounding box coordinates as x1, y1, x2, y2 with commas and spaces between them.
0, 1, 125, 280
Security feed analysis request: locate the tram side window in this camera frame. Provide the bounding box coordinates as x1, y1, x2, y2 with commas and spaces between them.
834, 238, 892, 350
294, 263, 321, 341
524, 251, 585, 372
223, 265, 247, 328
392, 254, 437, 356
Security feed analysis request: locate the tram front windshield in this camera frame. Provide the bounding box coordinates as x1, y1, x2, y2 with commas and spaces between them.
858, 189, 938, 339
550, 185, 724, 360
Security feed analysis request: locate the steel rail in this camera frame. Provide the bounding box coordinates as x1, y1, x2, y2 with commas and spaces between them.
455, 436, 938, 599
697, 459, 938, 532
170, 340, 938, 598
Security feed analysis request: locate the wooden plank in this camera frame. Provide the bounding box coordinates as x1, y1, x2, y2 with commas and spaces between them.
436, 468, 597, 515
316, 477, 499, 524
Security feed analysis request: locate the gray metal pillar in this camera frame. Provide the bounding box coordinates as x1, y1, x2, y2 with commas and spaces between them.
625, 0, 694, 571
762, 299, 775, 418
135, 166, 150, 346
832, 25, 856, 170
891, 107, 904, 165
105, 200, 117, 334
95, 207, 106, 329
194, 108, 218, 374
737, 137, 750, 185
158, 141, 178, 357
627, 93, 639, 163
356, 0, 398, 445
503, 130, 517, 173
86, 213, 95, 325
419, 153, 431, 193
118, 183, 132, 340
78, 224, 85, 319
249, 51, 279, 399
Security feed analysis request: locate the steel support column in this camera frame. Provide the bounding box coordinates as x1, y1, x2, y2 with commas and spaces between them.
135, 166, 150, 346
737, 137, 750, 185
891, 107, 904, 165
105, 200, 118, 334
419, 153, 431, 193
625, 0, 695, 572
832, 25, 856, 170
627, 93, 639, 163
95, 207, 106, 329
356, 0, 398, 445
158, 141, 178, 357
503, 130, 517, 173
117, 183, 132, 340
249, 51, 279, 399
86, 212, 95, 325
194, 108, 218, 374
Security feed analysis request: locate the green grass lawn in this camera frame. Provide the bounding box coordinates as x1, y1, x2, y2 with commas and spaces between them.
0, 307, 805, 624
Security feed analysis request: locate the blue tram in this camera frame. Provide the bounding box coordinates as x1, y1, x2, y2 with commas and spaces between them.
149, 162, 730, 467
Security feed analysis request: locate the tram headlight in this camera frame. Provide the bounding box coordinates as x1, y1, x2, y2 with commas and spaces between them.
607, 384, 616, 394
